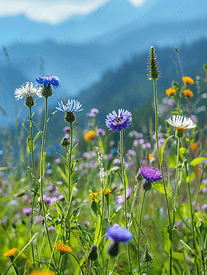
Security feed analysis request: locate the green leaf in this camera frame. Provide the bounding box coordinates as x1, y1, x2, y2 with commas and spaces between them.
167, 153, 177, 169
172, 252, 184, 261
0, 166, 14, 171
52, 181, 68, 203
199, 184, 207, 192
160, 135, 174, 165
179, 147, 186, 161
152, 183, 164, 194
47, 110, 58, 123
186, 171, 195, 183
27, 136, 32, 152
164, 225, 171, 254
22, 123, 30, 135
124, 166, 128, 188
33, 131, 41, 145
190, 157, 207, 166
178, 203, 191, 220
57, 166, 68, 183
94, 214, 101, 246
42, 152, 46, 175
180, 240, 203, 262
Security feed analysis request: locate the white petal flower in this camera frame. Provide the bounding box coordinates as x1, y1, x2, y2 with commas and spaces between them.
167, 115, 196, 130
15, 82, 43, 100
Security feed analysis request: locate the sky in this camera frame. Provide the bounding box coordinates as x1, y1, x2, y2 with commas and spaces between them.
0, 0, 147, 24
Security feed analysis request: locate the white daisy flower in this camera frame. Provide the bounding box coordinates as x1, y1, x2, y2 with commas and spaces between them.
167, 115, 196, 130
15, 82, 42, 100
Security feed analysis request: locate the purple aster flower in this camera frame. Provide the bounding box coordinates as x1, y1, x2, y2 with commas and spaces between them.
36, 74, 60, 87
56, 181, 63, 185
113, 159, 121, 165
201, 187, 207, 193
84, 221, 90, 226
34, 215, 44, 224
127, 149, 136, 156
202, 204, 207, 211
22, 208, 32, 215
140, 166, 162, 184
97, 129, 106, 136
86, 112, 95, 117
106, 109, 132, 131
88, 123, 93, 127
48, 225, 56, 231
106, 225, 132, 242
191, 115, 198, 123
55, 158, 61, 164
129, 130, 138, 138
58, 194, 65, 201
91, 108, 99, 113
64, 126, 70, 132
202, 179, 207, 184
117, 195, 125, 204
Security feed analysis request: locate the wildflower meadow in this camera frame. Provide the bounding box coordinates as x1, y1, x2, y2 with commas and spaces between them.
1, 46, 207, 275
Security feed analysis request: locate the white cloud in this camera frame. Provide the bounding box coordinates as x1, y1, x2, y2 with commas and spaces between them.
0, 0, 110, 24
128, 0, 148, 7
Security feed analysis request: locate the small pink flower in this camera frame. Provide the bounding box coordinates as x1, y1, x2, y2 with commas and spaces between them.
55, 158, 61, 164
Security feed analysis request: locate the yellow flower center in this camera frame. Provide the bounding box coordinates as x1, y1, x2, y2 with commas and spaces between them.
116, 117, 122, 122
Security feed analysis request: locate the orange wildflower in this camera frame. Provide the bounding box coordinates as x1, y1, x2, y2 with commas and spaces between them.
3, 248, 18, 258
55, 243, 72, 254
182, 76, 194, 85
166, 88, 176, 96
84, 131, 95, 142
105, 189, 112, 196
89, 193, 98, 199
183, 89, 194, 98
190, 143, 198, 151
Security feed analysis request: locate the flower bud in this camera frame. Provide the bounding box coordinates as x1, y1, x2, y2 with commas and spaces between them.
65, 112, 76, 123
89, 245, 98, 261
203, 64, 207, 71
108, 241, 119, 257
42, 85, 53, 98
61, 137, 70, 148
25, 95, 35, 107
143, 181, 152, 191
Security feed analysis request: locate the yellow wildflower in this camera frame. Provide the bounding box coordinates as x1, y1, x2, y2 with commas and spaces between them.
84, 131, 95, 142
99, 188, 105, 194
29, 270, 55, 275
190, 143, 198, 151
182, 76, 194, 85
183, 89, 194, 98
166, 88, 176, 96
55, 243, 72, 254
147, 154, 154, 160
3, 248, 18, 258
105, 189, 112, 196
89, 192, 98, 199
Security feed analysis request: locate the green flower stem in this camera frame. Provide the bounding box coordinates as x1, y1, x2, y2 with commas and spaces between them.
186, 98, 191, 117
11, 258, 19, 275
29, 106, 36, 267
120, 130, 132, 272
153, 79, 172, 274
39, 96, 56, 265
137, 190, 147, 274
65, 122, 73, 240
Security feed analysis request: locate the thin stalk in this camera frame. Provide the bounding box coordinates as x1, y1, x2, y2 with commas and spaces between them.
186, 98, 191, 117
120, 130, 132, 272
153, 79, 172, 274
39, 96, 56, 265
29, 106, 36, 267
137, 190, 147, 274
65, 121, 73, 240
11, 259, 19, 275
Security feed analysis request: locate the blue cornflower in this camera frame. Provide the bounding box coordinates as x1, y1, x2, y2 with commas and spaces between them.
106, 109, 132, 131
56, 99, 83, 123
106, 225, 132, 257
106, 225, 132, 243
56, 99, 83, 113
139, 165, 162, 191
36, 74, 60, 87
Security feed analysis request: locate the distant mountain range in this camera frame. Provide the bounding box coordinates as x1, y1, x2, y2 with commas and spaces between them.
0, 0, 207, 127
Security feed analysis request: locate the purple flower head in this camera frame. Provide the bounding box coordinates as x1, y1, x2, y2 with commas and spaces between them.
106, 109, 132, 131
48, 225, 56, 231
36, 74, 60, 87
97, 129, 106, 136
202, 204, 207, 211
64, 126, 70, 132
106, 225, 132, 242
91, 108, 99, 114
22, 208, 32, 215
34, 215, 44, 224
55, 158, 61, 164
84, 221, 90, 226
191, 115, 198, 123
202, 179, 207, 184
56, 181, 63, 185
139, 166, 162, 184
117, 187, 132, 204
117, 195, 125, 204
129, 130, 138, 138
86, 112, 95, 117
58, 194, 65, 201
